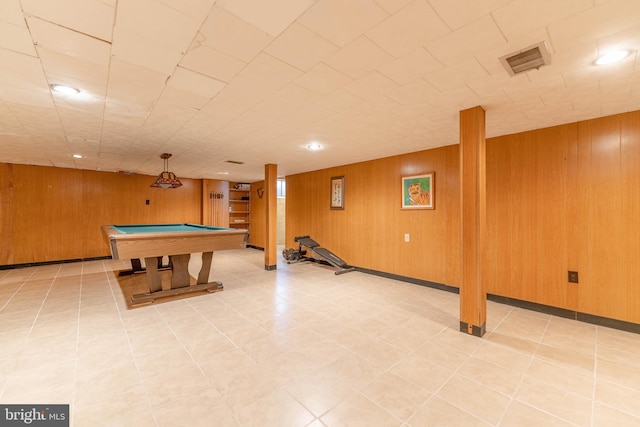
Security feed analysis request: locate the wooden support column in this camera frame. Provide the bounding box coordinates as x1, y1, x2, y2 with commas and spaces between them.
264, 164, 278, 270
459, 106, 487, 337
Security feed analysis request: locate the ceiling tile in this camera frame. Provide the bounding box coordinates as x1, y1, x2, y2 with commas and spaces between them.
21, 0, 115, 42
216, 0, 316, 36
168, 66, 226, 96
366, 0, 450, 58
0, 106, 28, 137
0, 21, 36, 57
0, 82, 52, 107
0, 49, 47, 84
199, 6, 274, 62
111, 27, 182, 75
325, 36, 394, 79
424, 59, 490, 92
425, 14, 506, 66
377, 47, 442, 84
0, 0, 25, 25
154, 0, 216, 19
268, 83, 323, 108
239, 53, 303, 89
372, 0, 413, 14
162, 66, 226, 109
294, 63, 353, 95
36, 48, 109, 90
141, 100, 199, 138
264, 23, 340, 71
27, 17, 111, 67
181, 42, 247, 83
428, 0, 511, 30
115, 0, 201, 51
385, 79, 439, 105
203, 75, 278, 113
344, 71, 400, 101
315, 89, 364, 110
106, 59, 169, 112
547, 0, 640, 50
298, 0, 389, 47
492, 0, 592, 43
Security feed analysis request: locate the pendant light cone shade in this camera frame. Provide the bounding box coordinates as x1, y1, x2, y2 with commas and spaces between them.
150, 153, 183, 188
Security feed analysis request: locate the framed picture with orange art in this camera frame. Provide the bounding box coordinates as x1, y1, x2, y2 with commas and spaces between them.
401, 172, 434, 209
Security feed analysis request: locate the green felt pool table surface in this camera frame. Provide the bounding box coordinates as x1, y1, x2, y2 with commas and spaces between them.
111, 223, 231, 234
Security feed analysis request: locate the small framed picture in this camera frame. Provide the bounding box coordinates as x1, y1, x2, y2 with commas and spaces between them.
402, 172, 435, 209
330, 176, 345, 210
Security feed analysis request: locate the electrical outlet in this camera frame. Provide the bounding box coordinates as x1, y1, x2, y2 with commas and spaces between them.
404, 233, 410, 242
568, 271, 579, 283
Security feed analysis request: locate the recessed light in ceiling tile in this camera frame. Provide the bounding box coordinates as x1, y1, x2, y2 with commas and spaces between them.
72, 154, 84, 158
594, 49, 632, 66
307, 142, 323, 151
51, 84, 80, 95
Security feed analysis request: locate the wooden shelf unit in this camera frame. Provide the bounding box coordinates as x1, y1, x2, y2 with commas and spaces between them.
229, 183, 250, 237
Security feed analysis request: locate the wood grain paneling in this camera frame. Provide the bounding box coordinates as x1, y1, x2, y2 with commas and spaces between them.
202, 179, 229, 227
250, 181, 265, 248
12, 165, 83, 262
0, 163, 15, 265
80, 170, 202, 258
286, 145, 461, 285
486, 112, 640, 324
621, 111, 640, 322
487, 125, 574, 308
576, 116, 626, 321
0, 164, 203, 264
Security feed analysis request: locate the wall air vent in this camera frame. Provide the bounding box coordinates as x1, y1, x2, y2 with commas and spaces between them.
500, 41, 551, 76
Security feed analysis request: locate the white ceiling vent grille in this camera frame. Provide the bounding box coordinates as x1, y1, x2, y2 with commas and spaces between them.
500, 41, 551, 76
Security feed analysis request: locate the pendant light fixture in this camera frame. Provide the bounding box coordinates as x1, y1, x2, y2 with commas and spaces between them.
150, 153, 183, 188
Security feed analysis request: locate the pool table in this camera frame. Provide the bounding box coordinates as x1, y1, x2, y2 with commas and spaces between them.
102, 223, 248, 305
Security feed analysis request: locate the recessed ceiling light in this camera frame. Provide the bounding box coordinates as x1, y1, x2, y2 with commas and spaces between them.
307, 143, 323, 151
217, 172, 229, 175
594, 50, 632, 65
72, 154, 84, 158
51, 84, 80, 95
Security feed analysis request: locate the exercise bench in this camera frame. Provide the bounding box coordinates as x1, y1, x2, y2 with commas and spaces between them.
282, 235, 356, 275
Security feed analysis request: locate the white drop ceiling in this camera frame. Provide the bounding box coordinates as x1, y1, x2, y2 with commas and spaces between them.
1, 0, 639, 183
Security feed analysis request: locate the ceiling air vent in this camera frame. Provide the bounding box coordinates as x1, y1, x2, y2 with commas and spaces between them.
225, 160, 244, 165
500, 41, 551, 76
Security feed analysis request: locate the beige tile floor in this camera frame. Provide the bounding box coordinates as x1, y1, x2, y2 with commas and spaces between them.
1, 248, 640, 426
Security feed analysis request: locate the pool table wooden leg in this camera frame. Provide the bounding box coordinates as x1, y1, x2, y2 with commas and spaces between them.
197, 251, 213, 284
144, 257, 162, 292
169, 254, 191, 288
131, 252, 223, 306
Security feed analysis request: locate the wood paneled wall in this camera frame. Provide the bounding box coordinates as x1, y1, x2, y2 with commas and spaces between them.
486, 111, 640, 323
249, 181, 266, 248
202, 179, 230, 227
286, 145, 461, 287
0, 164, 202, 265
287, 110, 640, 324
